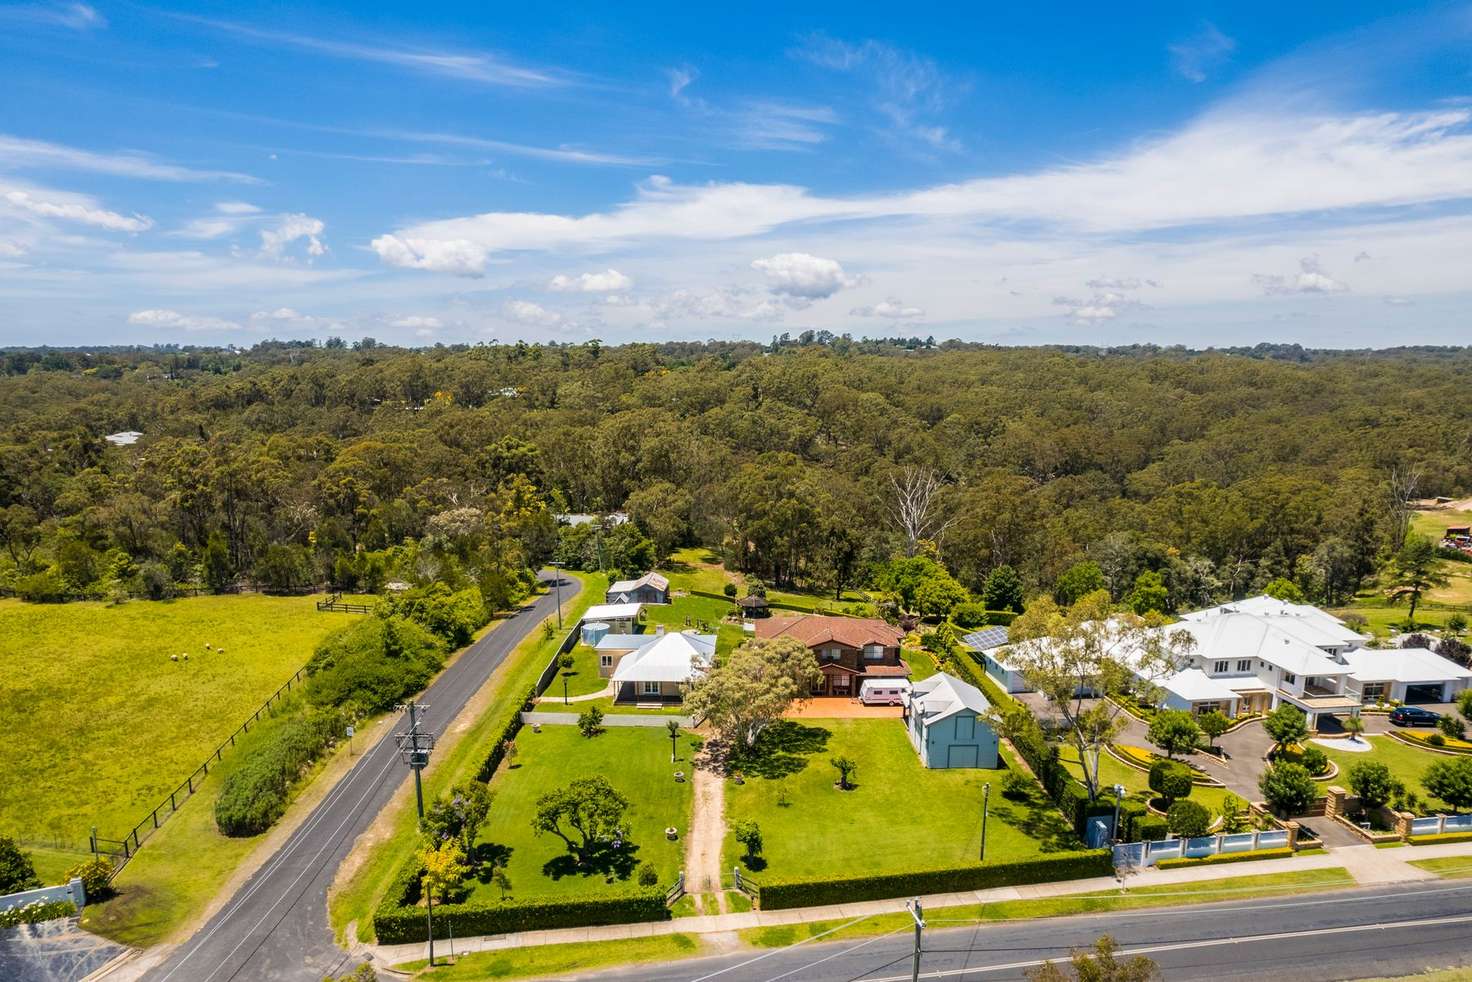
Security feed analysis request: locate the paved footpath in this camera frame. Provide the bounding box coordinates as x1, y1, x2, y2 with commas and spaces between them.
119, 572, 580, 982
368, 840, 1472, 967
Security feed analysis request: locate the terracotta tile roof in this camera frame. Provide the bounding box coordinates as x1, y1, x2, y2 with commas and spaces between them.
863, 661, 912, 678
756, 614, 904, 649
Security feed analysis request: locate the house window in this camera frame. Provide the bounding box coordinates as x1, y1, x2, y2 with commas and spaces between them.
1236, 660, 1251, 672
600, 654, 613, 668
1361, 682, 1386, 701
1213, 660, 1229, 673
821, 647, 842, 662
641, 681, 661, 696
1282, 672, 1296, 685
864, 644, 885, 661
1195, 702, 1223, 715
832, 673, 851, 691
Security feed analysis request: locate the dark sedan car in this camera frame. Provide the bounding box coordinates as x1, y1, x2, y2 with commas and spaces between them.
1389, 706, 1442, 727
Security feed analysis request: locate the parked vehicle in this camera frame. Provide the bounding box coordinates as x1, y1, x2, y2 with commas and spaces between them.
859, 679, 912, 706
1389, 706, 1442, 727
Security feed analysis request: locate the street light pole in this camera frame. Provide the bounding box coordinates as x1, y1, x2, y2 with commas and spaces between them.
1113, 783, 1126, 843
979, 782, 991, 861
906, 898, 924, 982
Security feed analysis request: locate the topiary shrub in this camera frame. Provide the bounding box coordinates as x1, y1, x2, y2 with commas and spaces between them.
1259, 762, 1318, 816
1148, 759, 1193, 805
1166, 799, 1211, 838
637, 862, 659, 887
1299, 746, 1329, 777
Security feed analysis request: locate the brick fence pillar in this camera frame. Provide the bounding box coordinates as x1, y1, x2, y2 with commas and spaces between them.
1284, 820, 1301, 850
1324, 786, 1347, 821
1395, 810, 1415, 839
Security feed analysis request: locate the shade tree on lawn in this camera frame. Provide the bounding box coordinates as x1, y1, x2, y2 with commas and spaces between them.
1386, 533, 1451, 627
1147, 710, 1202, 760
1422, 756, 1472, 813
1004, 590, 1192, 804
1264, 705, 1309, 757
419, 839, 470, 904
1148, 759, 1193, 807
1347, 761, 1401, 810
532, 777, 631, 866
1166, 799, 1210, 838
684, 637, 822, 750
420, 781, 493, 856
1197, 710, 1230, 751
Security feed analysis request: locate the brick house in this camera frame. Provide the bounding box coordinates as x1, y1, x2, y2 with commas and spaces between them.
755, 614, 910, 697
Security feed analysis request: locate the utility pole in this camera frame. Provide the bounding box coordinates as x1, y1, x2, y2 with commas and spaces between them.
906, 897, 925, 982
396, 702, 437, 966
979, 782, 991, 860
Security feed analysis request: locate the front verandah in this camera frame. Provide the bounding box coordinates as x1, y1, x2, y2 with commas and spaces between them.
612, 679, 688, 705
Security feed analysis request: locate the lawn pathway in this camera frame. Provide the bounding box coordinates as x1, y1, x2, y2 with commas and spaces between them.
686, 742, 729, 915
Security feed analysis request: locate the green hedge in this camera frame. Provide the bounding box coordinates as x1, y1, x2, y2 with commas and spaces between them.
0, 899, 76, 927
1409, 831, 1472, 845
1155, 846, 1293, 869
214, 708, 345, 836
1133, 815, 1169, 842
475, 684, 538, 782
372, 860, 667, 943
747, 851, 1113, 910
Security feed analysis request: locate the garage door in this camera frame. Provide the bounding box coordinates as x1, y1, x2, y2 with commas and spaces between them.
1405, 683, 1446, 704
947, 745, 979, 768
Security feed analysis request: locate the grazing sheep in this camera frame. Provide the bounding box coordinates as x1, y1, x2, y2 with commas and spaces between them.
205, 643, 212, 650
182, 653, 189, 662
170, 654, 178, 662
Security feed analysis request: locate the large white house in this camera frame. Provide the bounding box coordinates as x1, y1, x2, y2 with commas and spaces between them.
987, 595, 1472, 729
607, 630, 715, 703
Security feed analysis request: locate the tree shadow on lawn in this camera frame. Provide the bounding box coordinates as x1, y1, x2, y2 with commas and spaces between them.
733, 721, 832, 779
990, 774, 1083, 853
541, 841, 642, 883
472, 843, 514, 883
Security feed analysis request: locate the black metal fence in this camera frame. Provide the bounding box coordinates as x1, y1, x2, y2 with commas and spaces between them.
91, 666, 311, 878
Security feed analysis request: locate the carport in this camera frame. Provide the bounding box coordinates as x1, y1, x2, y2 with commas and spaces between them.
1405, 682, 1450, 704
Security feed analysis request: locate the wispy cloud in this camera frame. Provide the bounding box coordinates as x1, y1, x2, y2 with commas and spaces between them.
0, 2, 104, 31
0, 134, 260, 183
1252, 255, 1349, 295
664, 67, 837, 152
2, 183, 151, 231
548, 269, 632, 293
794, 34, 962, 151
128, 308, 241, 332
259, 213, 326, 259
170, 13, 569, 88
1169, 22, 1237, 83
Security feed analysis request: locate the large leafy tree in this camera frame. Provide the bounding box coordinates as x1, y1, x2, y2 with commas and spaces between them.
1423, 757, 1472, 813
1386, 534, 1451, 626
532, 777, 631, 862
1005, 591, 1193, 802
684, 637, 823, 749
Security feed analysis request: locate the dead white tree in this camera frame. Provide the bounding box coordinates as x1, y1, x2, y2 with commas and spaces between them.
1387, 464, 1423, 553
888, 466, 953, 556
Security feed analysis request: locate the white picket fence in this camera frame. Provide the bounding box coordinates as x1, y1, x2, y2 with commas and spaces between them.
1113, 829, 1289, 868
1411, 814, 1472, 837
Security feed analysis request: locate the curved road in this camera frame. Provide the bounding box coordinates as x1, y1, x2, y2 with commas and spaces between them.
586, 879, 1472, 982
143, 572, 579, 982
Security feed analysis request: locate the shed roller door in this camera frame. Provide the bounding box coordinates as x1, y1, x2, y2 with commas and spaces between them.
947, 745, 979, 768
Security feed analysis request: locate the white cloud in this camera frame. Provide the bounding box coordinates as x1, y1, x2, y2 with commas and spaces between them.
391, 315, 443, 329
172, 13, 566, 88
372, 108, 1472, 273
260, 213, 326, 259
1053, 288, 1146, 323
851, 298, 924, 319
503, 299, 562, 326
655, 287, 787, 322
128, 308, 241, 331
1169, 23, 1237, 83
0, 2, 105, 31
0, 240, 26, 258
174, 201, 266, 239
751, 252, 858, 299
250, 307, 310, 322
548, 268, 632, 293
1252, 255, 1349, 295
216, 201, 261, 215
2, 186, 151, 231
667, 66, 697, 100
1383, 295, 1414, 306
0, 134, 258, 182
795, 34, 959, 151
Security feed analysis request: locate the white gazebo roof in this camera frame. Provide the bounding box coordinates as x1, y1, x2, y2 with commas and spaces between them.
610, 632, 716, 684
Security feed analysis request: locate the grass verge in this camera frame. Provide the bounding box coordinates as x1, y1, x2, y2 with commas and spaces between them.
396, 932, 703, 980
1409, 856, 1472, 879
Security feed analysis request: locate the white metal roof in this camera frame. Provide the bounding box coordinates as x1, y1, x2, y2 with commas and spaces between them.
608, 571, 670, 594
907, 672, 990, 724
1170, 614, 1347, 678
610, 632, 716, 684
1341, 646, 1472, 686
593, 633, 647, 651
583, 602, 643, 621
1163, 668, 1243, 703
1181, 595, 1365, 647
104, 430, 142, 446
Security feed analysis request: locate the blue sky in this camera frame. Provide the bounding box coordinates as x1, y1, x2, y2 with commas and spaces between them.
3, 1, 1472, 347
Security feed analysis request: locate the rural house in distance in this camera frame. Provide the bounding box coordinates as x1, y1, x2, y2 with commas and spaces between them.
756, 614, 909, 697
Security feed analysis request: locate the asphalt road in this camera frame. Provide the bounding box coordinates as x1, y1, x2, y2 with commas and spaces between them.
585, 880, 1472, 982
142, 572, 579, 982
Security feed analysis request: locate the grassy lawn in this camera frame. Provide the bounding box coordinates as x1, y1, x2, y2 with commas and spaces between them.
467, 724, 693, 901
1056, 744, 1232, 819
328, 574, 608, 943
549, 642, 607, 698
1408, 856, 1472, 879
1316, 734, 1455, 812
723, 719, 1079, 882
0, 594, 355, 850
641, 592, 747, 654
905, 646, 941, 680
1331, 604, 1465, 638
399, 932, 703, 980
660, 546, 867, 619
738, 867, 1353, 948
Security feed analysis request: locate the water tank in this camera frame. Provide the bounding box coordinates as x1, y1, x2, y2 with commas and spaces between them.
582, 621, 610, 646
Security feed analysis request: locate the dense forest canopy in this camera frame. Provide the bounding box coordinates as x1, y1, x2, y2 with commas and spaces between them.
1, 338, 1469, 612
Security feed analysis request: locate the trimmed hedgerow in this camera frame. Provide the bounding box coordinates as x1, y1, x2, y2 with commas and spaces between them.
747, 851, 1113, 910
1155, 846, 1294, 869
371, 859, 667, 943
214, 708, 344, 836
475, 684, 539, 782
1409, 831, 1472, 845
1133, 815, 1170, 842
